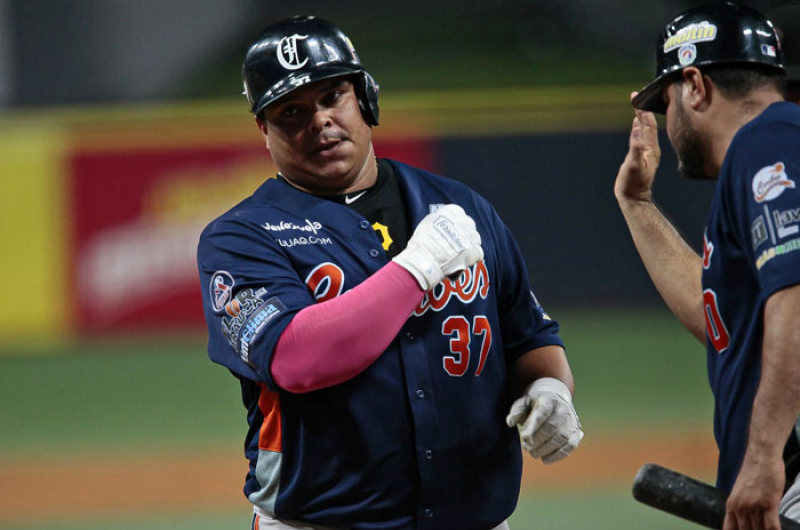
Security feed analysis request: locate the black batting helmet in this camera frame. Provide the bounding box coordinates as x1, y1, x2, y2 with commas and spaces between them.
242, 16, 380, 125
633, 2, 786, 114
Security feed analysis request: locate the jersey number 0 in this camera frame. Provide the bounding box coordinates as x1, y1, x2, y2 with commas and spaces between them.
703, 289, 730, 353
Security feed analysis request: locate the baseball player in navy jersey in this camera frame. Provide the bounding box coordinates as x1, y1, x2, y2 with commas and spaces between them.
197, 16, 583, 530
615, 3, 800, 530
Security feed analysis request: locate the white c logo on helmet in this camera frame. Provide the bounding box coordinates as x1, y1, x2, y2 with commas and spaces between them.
277, 34, 309, 70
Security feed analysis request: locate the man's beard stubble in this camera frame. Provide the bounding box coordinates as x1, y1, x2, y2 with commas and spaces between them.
672, 97, 713, 181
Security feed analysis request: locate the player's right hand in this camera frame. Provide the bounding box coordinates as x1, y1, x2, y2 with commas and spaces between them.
614, 91, 661, 204
722, 453, 784, 530
392, 204, 483, 291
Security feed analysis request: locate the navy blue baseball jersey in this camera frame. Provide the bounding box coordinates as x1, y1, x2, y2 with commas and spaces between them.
702, 101, 800, 491
197, 158, 563, 530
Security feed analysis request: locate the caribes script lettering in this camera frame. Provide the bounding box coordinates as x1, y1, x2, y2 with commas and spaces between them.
414, 261, 489, 316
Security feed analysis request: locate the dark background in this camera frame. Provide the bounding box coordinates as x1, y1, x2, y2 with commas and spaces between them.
0, 0, 792, 307
3, 0, 798, 108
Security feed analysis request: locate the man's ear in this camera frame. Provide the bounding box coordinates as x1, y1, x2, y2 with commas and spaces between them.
680, 67, 711, 111
255, 116, 270, 150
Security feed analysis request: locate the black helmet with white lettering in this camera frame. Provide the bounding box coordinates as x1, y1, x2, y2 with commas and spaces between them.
242, 16, 380, 125
633, 2, 785, 114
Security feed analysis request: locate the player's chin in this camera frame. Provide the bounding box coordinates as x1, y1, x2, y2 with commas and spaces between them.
303, 159, 356, 187
307, 151, 357, 176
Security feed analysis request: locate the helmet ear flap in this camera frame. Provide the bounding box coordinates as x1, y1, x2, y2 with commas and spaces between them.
355, 71, 380, 126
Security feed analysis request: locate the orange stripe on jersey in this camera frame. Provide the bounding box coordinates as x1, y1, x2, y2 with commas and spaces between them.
258, 383, 282, 452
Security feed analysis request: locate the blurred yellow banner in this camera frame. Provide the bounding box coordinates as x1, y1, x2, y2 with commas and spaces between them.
0, 128, 70, 343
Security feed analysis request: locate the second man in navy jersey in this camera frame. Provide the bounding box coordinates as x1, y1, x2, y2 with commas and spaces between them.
615, 3, 800, 530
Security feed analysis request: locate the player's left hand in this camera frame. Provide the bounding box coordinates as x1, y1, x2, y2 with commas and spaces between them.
614, 91, 661, 204
506, 377, 583, 464
722, 453, 784, 530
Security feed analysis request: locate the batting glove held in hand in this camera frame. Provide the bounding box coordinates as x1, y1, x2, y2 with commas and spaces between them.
506, 377, 584, 464
392, 204, 484, 291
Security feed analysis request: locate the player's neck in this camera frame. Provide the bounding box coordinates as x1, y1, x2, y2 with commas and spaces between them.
709, 91, 783, 176
339, 146, 378, 195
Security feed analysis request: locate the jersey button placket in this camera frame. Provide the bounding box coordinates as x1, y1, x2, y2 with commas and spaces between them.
359, 220, 370, 230
369, 248, 380, 258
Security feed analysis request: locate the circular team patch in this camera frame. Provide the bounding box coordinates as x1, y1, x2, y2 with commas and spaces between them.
210, 271, 235, 312
678, 44, 697, 66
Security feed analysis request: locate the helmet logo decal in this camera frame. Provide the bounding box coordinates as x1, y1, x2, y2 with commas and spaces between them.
277, 34, 309, 70
678, 44, 697, 66
761, 44, 777, 58
664, 22, 717, 53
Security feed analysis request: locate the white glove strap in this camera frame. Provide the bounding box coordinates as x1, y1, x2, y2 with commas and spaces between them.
527, 377, 573, 403
392, 246, 441, 291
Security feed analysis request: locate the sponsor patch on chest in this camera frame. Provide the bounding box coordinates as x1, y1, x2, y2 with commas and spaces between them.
262, 218, 334, 248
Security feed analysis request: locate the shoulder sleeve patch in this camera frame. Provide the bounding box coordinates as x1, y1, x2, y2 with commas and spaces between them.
752, 162, 794, 203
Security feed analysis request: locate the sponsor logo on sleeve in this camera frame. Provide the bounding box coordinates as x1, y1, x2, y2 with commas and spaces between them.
239, 297, 286, 361
756, 236, 800, 270
752, 162, 794, 203
220, 287, 285, 360
210, 271, 235, 313
751, 215, 769, 249
772, 207, 800, 239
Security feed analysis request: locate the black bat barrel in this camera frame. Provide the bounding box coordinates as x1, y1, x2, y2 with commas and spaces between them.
632, 463, 800, 530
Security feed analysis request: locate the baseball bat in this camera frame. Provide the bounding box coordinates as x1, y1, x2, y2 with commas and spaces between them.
632, 463, 800, 530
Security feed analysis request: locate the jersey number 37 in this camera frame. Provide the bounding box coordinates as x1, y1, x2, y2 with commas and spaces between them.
441, 315, 492, 376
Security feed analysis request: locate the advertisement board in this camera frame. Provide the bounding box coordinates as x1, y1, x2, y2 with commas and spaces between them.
69, 135, 435, 334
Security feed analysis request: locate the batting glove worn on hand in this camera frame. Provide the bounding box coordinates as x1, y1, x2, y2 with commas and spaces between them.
392, 204, 484, 291
506, 377, 584, 464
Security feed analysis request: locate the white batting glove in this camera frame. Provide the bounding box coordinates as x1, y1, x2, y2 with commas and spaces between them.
506, 377, 584, 464
392, 204, 484, 291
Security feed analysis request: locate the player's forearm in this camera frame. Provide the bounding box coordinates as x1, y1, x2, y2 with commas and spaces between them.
744, 285, 800, 465
509, 345, 574, 400
617, 197, 705, 342
271, 262, 424, 393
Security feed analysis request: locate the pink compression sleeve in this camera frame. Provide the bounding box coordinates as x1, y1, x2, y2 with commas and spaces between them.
271, 261, 424, 393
